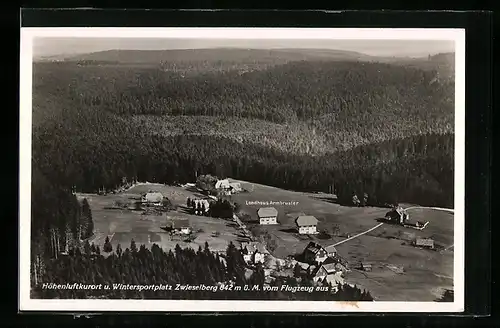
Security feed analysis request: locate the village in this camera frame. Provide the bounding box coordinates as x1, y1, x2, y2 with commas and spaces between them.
78, 174, 454, 301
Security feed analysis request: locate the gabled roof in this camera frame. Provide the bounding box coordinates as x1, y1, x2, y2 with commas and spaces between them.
322, 262, 338, 274
144, 192, 163, 202
215, 179, 230, 188
325, 245, 337, 253
305, 242, 326, 254
296, 215, 318, 226
314, 257, 343, 276
257, 207, 278, 218
241, 242, 266, 254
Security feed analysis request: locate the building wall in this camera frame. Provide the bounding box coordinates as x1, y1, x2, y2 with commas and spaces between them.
254, 252, 265, 264
259, 216, 277, 225
298, 225, 317, 234
243, 254, 252, 263
316, 252, 327, 263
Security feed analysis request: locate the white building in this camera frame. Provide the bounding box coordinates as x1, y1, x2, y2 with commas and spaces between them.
168, 218, 191, 235
257, 207, 278, 225
229, 182, 242, 192
312, 258, 346, 290
296, 215, 319, 234
303, 242, 328, 264
215, 179, 230, 190
241, 242, 267, 264
325, 245, 338, 258
141, 192, 164, 206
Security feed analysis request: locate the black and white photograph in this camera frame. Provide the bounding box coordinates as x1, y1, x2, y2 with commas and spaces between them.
19, 28, 465, 312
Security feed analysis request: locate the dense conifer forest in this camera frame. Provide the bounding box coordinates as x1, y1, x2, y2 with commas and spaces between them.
30, 52, 455, 298
32, 240, 373, 301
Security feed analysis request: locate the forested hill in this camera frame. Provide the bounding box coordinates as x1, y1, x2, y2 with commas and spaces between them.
32, 58, 454, 207
33, 59, 454, 150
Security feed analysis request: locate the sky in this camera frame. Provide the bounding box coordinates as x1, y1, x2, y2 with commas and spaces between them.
33, 37, 455, 58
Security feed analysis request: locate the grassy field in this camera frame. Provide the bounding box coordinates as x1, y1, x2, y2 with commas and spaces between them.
77, 179, 454, 301
77, 183, 247, 254
229, 179, 455, 301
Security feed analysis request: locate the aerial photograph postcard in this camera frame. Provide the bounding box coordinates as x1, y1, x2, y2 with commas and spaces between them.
19, 27, 465, 312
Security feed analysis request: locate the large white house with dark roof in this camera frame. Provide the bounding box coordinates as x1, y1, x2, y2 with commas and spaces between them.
141, 191, 164, 206
296, 215, 319, 234
257, 207, 278, 225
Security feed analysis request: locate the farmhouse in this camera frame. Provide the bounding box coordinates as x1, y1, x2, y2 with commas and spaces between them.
296, 215, 319, 234
385, 206, 409, 224
167, 218, 191, 235
415, 237, 434, 249
141, 192, 164, 206
312, 257, 345, 286
303, 242, 328, 264
324, 245, 338, 258
257, 207, 278, 225
360, 262, 373, 272
240, 242, 266, 264
229, 182, 242, 193
215, 179, 231, 190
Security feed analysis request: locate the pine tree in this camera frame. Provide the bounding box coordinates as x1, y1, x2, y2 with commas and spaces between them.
81, 198, 94, 239
116, 243, 123, 257
83, 240, 91, 256
130, 239, 138, 253
103, 236, 113, 253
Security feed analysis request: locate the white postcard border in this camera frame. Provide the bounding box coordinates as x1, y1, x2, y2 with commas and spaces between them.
19, 27, 466, 313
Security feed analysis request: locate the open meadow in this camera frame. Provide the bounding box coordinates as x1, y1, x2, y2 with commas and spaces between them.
77, 183, 248, 254
230, 179, 454, 301
76, 179, 454, 301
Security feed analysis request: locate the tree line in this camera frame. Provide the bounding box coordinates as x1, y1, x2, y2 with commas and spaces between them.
32, 239, 373, 301
33, 111, 454, 208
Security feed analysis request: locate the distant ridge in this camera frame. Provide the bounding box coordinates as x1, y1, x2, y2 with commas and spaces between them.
52, 48, 378, 64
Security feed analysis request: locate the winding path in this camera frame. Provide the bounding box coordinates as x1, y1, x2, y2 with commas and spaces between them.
404, 206, 454, 214
331, 206, 454, 248
332, 222, 385, 247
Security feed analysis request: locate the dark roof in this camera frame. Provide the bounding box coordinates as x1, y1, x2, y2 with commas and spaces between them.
257, 207, 278, 218
305, 242, 326, 254
296, 215, 318, 226
325, 245, 337, 253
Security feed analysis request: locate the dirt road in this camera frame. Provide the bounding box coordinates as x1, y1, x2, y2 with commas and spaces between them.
332, 222, 385, 247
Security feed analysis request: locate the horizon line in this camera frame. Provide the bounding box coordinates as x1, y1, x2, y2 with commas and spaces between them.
35, 47, 455, 60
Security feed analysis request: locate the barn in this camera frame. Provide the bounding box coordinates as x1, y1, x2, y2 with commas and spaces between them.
415, 238, 434, 249
385, 206, 409, 224
303, 242, 328, 264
